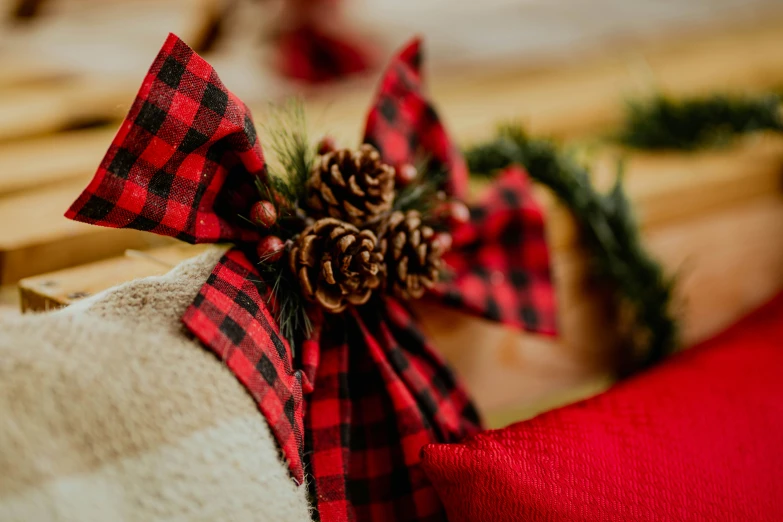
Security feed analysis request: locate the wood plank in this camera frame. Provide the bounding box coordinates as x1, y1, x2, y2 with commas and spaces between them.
19, 243, 213, 312
0, 180, 171, 283
538, 134, 783, 253
0, 127, 114, 196
0, 77, 135, 143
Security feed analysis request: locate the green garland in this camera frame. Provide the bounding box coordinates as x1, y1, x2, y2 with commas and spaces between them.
618, 93, 783, 150
465, 125, 677, 372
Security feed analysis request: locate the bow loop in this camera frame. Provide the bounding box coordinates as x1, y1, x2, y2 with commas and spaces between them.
363, 38, 469, 198
66, 33, 265, 246
434, 166, 558, 335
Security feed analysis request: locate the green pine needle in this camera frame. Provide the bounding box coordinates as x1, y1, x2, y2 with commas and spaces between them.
393, 158, 447, 217
464, 124, 677, 373
253, 99, 317, 350
263, 99, 315, 210
618, 93, 783, 150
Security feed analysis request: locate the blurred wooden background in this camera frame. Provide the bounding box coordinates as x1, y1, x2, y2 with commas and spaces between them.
1, 0, 783, 426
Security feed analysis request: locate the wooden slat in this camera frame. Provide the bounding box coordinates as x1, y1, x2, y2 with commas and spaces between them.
4, 16, 783, 202
0, 180, 171, 283
0, 127, 114, 196
545, 134, 783, 252
0, 77, 135, 143
19, 243, 213, 312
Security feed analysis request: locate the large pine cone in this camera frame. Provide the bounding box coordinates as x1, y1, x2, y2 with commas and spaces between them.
305, 144, 395, 226
289, 218, 385, 313
383, 210, 446, 300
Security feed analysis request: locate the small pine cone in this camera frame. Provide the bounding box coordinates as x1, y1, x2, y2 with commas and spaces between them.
305, 144, 395, 226
289, 218, 385, 313
383, 210, 446, 300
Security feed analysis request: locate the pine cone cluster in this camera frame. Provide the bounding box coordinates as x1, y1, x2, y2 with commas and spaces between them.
305, 144, 395, 226
383, 210, 446, 300
289, 218, 385, 313
288, 144, 449, 313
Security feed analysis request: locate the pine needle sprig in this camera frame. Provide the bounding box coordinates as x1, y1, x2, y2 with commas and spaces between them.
263, 99, 315, 209
464, 124, 677, 373
618, 93, 783, 150
255, 253, 313, 352
251, 99, 317, 349
392, 158, 448, 217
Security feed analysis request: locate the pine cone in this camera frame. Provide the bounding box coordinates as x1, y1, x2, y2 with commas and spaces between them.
383, 210, 445, 300
289, 218, 385, 313
305, 144, 395, 226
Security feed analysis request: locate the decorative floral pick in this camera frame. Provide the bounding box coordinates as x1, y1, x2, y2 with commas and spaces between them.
66, 34, 556, 521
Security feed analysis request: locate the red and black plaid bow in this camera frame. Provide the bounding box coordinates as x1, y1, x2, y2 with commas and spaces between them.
66, 34, 556, 521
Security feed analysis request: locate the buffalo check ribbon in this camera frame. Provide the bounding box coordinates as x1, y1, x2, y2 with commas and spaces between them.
66, 34, 556, 521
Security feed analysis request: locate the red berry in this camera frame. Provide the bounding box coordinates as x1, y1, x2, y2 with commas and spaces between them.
257, 235, 285, 263
250, 200, 277, 229
448, 200, 470, 225
317, 136, 337, 155
434, 232, 452, 252
396, 163, 418, 186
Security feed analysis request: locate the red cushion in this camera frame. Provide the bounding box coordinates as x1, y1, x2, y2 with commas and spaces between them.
421, 293, 783, 521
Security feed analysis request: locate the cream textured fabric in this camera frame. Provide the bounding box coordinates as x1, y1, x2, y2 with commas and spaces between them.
0, 248, 312, 522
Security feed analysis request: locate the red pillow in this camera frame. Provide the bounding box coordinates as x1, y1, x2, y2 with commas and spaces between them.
421, 293, 783, 521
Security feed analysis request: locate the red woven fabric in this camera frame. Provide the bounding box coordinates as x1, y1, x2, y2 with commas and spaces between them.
65, 34, 557, 521
421, 292, 783, 522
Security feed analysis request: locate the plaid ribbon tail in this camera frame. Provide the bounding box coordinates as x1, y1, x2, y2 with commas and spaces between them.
182, 247, 308, 483
306, 297, 481, 521
363, 38, 469, 199
434, 166, 558, 335
65, 33, 265, 246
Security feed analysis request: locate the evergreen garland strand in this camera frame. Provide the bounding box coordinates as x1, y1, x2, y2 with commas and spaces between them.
465, 125, 677, 372
618, 93, 783, 150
